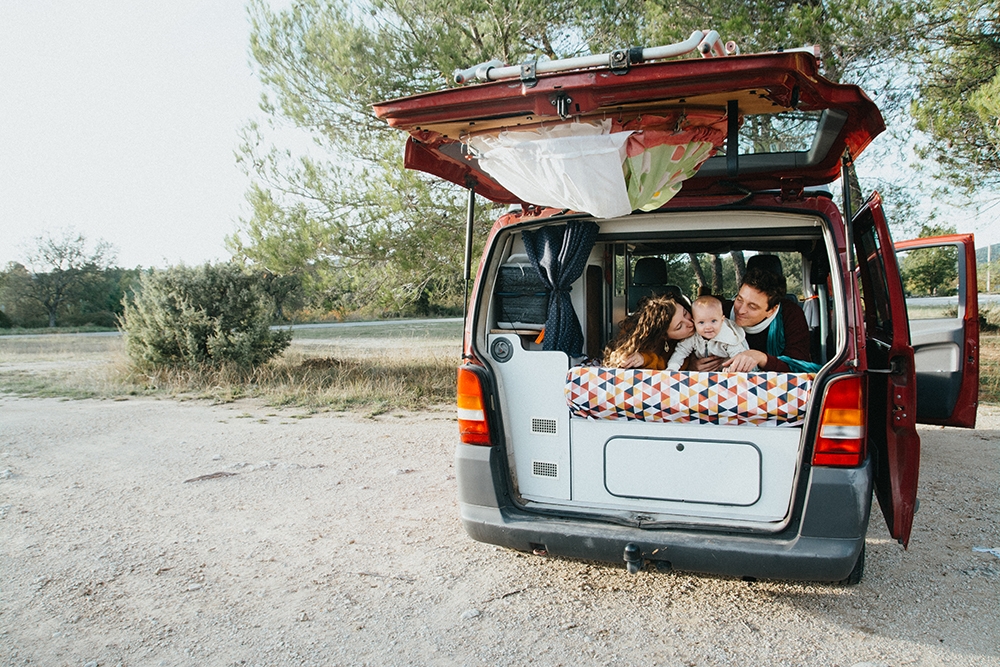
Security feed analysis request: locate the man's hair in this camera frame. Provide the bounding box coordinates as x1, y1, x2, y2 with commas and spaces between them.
741, 266, 787, 309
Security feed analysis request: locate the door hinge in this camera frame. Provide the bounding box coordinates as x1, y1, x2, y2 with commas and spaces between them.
780, 178, 805, 201
867, 356, 906, 375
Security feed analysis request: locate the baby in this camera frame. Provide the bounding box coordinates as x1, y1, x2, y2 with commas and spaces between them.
666, 295, 755, 371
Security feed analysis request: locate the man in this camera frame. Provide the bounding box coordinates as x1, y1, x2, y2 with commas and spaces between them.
690, 266, 817, 373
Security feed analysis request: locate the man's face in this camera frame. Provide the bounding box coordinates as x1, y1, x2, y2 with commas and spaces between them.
693, 302, 723, 340
733, 284, 777, 328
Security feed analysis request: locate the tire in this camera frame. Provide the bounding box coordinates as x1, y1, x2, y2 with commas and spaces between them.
838, 543, 865, 585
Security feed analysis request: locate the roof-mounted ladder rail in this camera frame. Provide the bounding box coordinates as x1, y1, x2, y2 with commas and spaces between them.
453, 29, 738, 85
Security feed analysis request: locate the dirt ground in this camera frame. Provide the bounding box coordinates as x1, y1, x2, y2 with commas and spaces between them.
1, 395, 998, 667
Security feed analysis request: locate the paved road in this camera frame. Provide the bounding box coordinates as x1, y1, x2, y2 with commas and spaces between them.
907, 294, 1000, 308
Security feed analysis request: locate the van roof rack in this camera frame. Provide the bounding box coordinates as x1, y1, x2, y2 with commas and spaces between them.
453, 30, 819, 85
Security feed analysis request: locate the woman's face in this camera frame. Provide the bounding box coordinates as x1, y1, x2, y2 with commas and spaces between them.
733, 284, 778, 327
667, 306, 695, 340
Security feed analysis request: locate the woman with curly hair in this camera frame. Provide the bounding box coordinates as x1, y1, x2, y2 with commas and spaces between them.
603, 295, 695, 370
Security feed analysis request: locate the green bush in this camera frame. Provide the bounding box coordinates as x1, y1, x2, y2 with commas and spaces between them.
120, 263, 291, 369
62, 310, 119, 328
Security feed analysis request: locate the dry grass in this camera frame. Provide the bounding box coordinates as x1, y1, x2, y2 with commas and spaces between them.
979, 331, 1000, 406
0, 321, 462, 414
0, 334, 128, 399
2, 319, 996, 412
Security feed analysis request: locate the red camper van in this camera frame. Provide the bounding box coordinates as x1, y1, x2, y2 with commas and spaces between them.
374, 33, 980, 583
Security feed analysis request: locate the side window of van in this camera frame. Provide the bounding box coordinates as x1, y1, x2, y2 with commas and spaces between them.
856, 223, 894, 337
896, 244, 961, 321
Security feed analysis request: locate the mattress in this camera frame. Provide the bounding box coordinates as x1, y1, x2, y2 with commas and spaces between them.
565, 366, 814, 427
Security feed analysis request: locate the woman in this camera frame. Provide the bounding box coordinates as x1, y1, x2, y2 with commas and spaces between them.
603, 295, 695, 369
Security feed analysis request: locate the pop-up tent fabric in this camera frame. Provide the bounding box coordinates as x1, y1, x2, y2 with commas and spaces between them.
467, 112, 730, 218
614, 112, 729, 211
468, 121, 633, 219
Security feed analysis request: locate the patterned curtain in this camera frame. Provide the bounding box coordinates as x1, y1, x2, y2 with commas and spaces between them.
522, 220, 600, 356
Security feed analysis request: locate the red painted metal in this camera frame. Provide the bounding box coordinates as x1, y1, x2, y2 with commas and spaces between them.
894, 233, 980, 428
374, 51, 885, 202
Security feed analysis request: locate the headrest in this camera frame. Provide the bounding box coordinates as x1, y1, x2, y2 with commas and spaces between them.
746, 254, 783, 277
633, 257, 669, 285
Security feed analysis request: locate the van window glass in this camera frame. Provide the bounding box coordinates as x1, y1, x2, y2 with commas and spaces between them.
614, 245, 626, 297
715, 110, 825, 156
689, 253, 738, 297
856, 223, 893, 333
896, 244, 961, 320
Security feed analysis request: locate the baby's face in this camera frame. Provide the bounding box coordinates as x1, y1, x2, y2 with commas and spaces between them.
693, 303, 724, 340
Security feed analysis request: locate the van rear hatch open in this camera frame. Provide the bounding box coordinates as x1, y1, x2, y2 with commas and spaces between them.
373, 50, 884, 206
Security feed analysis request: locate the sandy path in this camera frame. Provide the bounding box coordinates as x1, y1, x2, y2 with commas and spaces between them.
1, 396, 998, 667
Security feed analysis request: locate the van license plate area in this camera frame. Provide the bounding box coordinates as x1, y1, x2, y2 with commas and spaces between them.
604, 437, 762, 506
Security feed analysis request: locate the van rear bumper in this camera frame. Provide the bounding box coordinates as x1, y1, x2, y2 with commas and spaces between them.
456, 443, 873, 582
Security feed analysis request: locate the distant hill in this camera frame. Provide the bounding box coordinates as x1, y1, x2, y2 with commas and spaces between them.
977, 243, 1000, 264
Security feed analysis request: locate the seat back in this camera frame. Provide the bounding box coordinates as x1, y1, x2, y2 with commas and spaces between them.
628, 257, 686, 311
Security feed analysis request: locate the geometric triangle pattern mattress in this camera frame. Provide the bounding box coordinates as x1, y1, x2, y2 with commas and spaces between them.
565, 367, 814, 427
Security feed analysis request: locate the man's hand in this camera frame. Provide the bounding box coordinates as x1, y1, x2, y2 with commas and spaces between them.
722, 350, 767, 372
689, 355, 726, 372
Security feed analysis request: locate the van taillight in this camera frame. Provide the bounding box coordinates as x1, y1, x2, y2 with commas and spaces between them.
457, 367, 492, 446
813, 375, 866, 467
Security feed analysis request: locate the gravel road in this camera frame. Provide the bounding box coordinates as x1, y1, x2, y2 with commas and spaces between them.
1, 396, 998, 667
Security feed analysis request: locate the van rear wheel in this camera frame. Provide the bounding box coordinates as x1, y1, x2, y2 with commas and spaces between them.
838, 543, 865, 585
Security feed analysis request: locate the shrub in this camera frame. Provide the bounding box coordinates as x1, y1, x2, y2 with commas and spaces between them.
120, 263, 291, 369
62, 310, 119, 328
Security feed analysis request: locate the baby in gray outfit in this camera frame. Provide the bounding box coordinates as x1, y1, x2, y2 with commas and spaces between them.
667, 295, 756, 371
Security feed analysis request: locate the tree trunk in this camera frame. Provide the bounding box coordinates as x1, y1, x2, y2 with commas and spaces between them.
731, 250, 746, 286
711, 254, 724, 294
689, 253, 707, 294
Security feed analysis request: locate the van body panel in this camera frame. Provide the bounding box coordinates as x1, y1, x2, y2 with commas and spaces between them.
894, 234, 980, 428
373, 52, 884, 199
485, 334, 571, 501
853, 193, 920, 547
456, 444, 871, 582
569, 420, 800, 526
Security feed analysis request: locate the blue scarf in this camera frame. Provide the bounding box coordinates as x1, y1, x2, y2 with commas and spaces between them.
766, 305, 822, 373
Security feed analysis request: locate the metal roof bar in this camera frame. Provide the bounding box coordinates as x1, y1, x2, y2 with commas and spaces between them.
453, 30, 735, 85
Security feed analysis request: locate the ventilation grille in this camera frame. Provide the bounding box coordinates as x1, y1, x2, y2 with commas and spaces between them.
531, 418, 558, 435
532, 460, 559, 478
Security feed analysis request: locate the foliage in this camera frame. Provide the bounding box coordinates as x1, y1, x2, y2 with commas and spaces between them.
234, 0, 564, 314
910, 0, 1000, 192
120, 263, 291, 369
899, 223, 960, 296
239, 0, 977, 317
1, 230, 117, 328
643, 0, 920, 90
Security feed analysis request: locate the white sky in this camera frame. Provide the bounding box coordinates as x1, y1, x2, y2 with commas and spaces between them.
0, 1, 266, 268
0, 3, 996, 271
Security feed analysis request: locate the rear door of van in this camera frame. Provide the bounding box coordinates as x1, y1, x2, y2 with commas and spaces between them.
894, 234, 980, 428
853, 193, 920, 547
